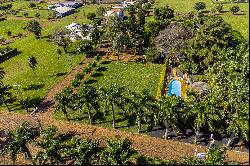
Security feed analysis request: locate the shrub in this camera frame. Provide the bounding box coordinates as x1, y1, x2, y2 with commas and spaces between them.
230, 5, 240, 14
193, 2, 206, 11
87, 12, 96, 20
5, 30, 11, 36
215, 4, 223, 13
35, 12, 40, 18
28, 2, 36, 8
145, 47, 161, 63
23, 12, 29, 17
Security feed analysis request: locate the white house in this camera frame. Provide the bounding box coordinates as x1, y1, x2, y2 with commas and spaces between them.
104, 8, 124, 20
65, 23, 95, 41
52, 6, 75, 17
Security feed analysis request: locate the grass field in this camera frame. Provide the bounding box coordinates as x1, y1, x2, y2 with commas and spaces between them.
0, 20, 29, 39
54, 61, 163, 133
155, 0, 249, 38
0, 3, 112, 112
87, 61, 163, 96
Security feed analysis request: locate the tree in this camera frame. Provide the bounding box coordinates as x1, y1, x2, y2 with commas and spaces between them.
215, 4, 223, 13
0, 122, 37, 164
87, 12, 96, 20
145, 46, 162, 63
154, 5, 174, 26
130, 90, 155, 133
23, 12, 29, 17
55, 87, 74, 121
96, 6, 106, 17
193, 2, 206, 11
100, 136, 136, 165
35, 12, 40, 18
5, 30, 11, 36
75, 86, 99, 125
28, 2, 36, 8
155, 22, 193, 66
105, 15, 124, 41
48, 10, 56, 19
28, 56, 38, 75
230, 5, 240, 14
25, 20, 42, 39
51, 28, 71, 53
112, 32, 127, 57
63, 137, 100, 165
205, 43, 249, 143
90, 27, 101, 45
74, 39, 94, 56
35, 126, 65, 165
181, 16, 244, 75
99, 84, 125, 128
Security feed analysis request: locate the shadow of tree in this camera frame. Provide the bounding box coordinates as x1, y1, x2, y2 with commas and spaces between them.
91, 72, 103, 77
23, 83, 45, 91
84, 78, 97, 84
96, 66, 107, 72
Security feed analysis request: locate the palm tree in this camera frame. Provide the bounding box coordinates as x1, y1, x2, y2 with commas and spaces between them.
35, 126, 65, 165
76, 85, 99, 125
55, 87, 73, 121
99, 84, 125, 128
157, 96, 178, 139
129, 89, 155, 133
189, 97, 216, 144
28, 56, 38, 75
0, 122, 37, 164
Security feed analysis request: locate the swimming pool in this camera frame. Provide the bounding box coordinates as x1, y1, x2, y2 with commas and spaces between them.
167, 80, 182, 97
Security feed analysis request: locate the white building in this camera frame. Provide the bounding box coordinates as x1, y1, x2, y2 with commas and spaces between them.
65, 23, 95, 41
104, 8, 124, 20
52, 6, 75, 17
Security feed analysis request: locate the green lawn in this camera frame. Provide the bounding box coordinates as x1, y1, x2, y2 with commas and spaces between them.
53, 61, 163, 133
0, 3, 115, 112
0, 33, 84, 112
0, 20, 29, 39
87, 61, 163, 96
154, 0, 249, 38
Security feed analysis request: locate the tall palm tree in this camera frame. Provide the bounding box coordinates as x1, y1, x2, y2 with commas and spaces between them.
28, 56, 38, 75
129, 89, 155, 133
157, 96, 179, 139
0, 122, 37, 164
99, 84, 125, 128
76, 85, 99, 125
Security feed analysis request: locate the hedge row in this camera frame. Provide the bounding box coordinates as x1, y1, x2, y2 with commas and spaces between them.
71, 58, 100, 87
156, 63, 167, 99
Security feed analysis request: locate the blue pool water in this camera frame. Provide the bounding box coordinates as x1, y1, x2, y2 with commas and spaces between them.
168, 80, 182, 97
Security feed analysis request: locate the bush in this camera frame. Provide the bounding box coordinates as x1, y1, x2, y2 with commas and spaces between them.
230, 5, 240, 14
28, 2, 36, 8
23, 12, 29, 17
215, 4, 223, 13
145, 47, 161, 63
87, 12, 96, 20
193, 2, 206, 11
75, 40, 94, 56
35, 12, 40, 18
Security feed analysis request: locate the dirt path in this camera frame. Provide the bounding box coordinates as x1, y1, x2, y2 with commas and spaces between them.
0, 111, 248, 165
